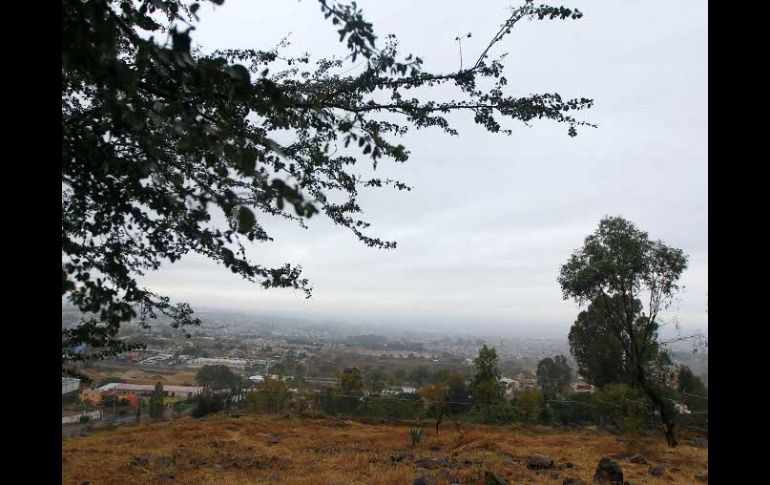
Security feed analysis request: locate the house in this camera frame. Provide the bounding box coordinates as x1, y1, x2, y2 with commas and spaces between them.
97, 383, 203, 398
571, 378, 595, 394
381, 385, 416, 396
511, 373, 538, 391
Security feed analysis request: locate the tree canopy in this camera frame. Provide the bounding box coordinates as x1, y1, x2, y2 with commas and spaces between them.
62, 0, 592, 361
558, 216, 688, 447
535, 355, 572, 401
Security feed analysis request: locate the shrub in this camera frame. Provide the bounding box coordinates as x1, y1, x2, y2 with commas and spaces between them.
409, 427, 423, 447
79, 415, 91, 424
192, 392, 224, 418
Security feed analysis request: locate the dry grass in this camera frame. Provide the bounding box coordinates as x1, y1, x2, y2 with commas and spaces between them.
62, 416, 707, 484
81, 363, 200, 386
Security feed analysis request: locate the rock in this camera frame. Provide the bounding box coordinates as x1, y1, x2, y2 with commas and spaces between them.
593, 457, 624, 484
649, 465, 665, 476
267, 436, 280, 444
265, 476, 280, 482
563, 478, 585, 485
157, 472, 174, 481
527, 454, 555, 470
415, 456, 453, 470
694, 472, 708, 482
154, 455, 175, 466
628, 454, 649, 465
412, 476, 435, 485
391, 452, 413, 463
484, 471, 509, 484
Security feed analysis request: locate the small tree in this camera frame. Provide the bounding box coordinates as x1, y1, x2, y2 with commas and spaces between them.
149, 382, 165, 420
536, 355, 572, 402
517, 388, 542, 424
471, 345, 503, 419
135, 397, 142, 422
419, 384, 450, 434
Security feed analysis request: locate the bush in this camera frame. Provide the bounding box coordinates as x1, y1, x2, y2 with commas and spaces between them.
79, 415, 91, 424
191, 392, 225, 418
409, 427, 423, 447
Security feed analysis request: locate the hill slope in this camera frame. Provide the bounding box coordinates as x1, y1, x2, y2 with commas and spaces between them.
62, 416, 707, 484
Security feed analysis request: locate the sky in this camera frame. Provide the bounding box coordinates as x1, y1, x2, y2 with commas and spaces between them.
138, 0, 708, 338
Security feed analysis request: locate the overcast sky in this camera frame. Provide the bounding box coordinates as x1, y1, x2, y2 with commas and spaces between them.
139, 0, 708, 337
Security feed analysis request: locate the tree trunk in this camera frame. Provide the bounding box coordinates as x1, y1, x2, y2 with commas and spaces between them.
640, 379, 678, 447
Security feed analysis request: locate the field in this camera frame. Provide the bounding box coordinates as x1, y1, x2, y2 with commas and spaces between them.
62, 416, 708, 484
80, 363, 200, 386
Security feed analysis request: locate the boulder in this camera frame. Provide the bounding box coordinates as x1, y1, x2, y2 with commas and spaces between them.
627, 454, 648, 465
527, 454, 555, 469
694, 472, 708, 482
649, 465, 665, 476
484, 471, 509, 484
593, 457, 624, 484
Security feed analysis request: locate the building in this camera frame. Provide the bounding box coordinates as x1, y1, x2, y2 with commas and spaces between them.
186, 357, 248, 370
511, 373, 538, 391
97, 383, 203, 398
571, 378, 595, 394
62, 377, 80, 395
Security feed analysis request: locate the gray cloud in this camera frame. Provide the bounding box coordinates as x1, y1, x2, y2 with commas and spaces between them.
138, 0, 707, 337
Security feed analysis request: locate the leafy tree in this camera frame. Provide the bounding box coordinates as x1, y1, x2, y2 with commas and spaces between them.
568, 299, 629, 388
592, 383, 649, 433
191, 391, 224, 418
407, 366, 430, 387
418, 383, 450, 434
364, 367, 387, 395
149, 381, 165, 419
444, 370, 472, 415
558, 216, 688, 446
516, 387, 542, 424
61, 0, 593, 361
195, 365, 243, 393
340, 367, 364, 396
471, 345, 503, 405
677, 365, 708, 413
536, 355, 572, 402
249, 376, 289, 414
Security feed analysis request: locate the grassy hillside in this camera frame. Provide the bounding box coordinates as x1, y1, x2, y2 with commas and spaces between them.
62, 416, 707, 484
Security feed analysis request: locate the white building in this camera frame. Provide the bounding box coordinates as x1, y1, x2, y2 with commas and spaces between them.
62, 377, 80, 395
98, 383, 203, 398
186, 357, 248, 370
